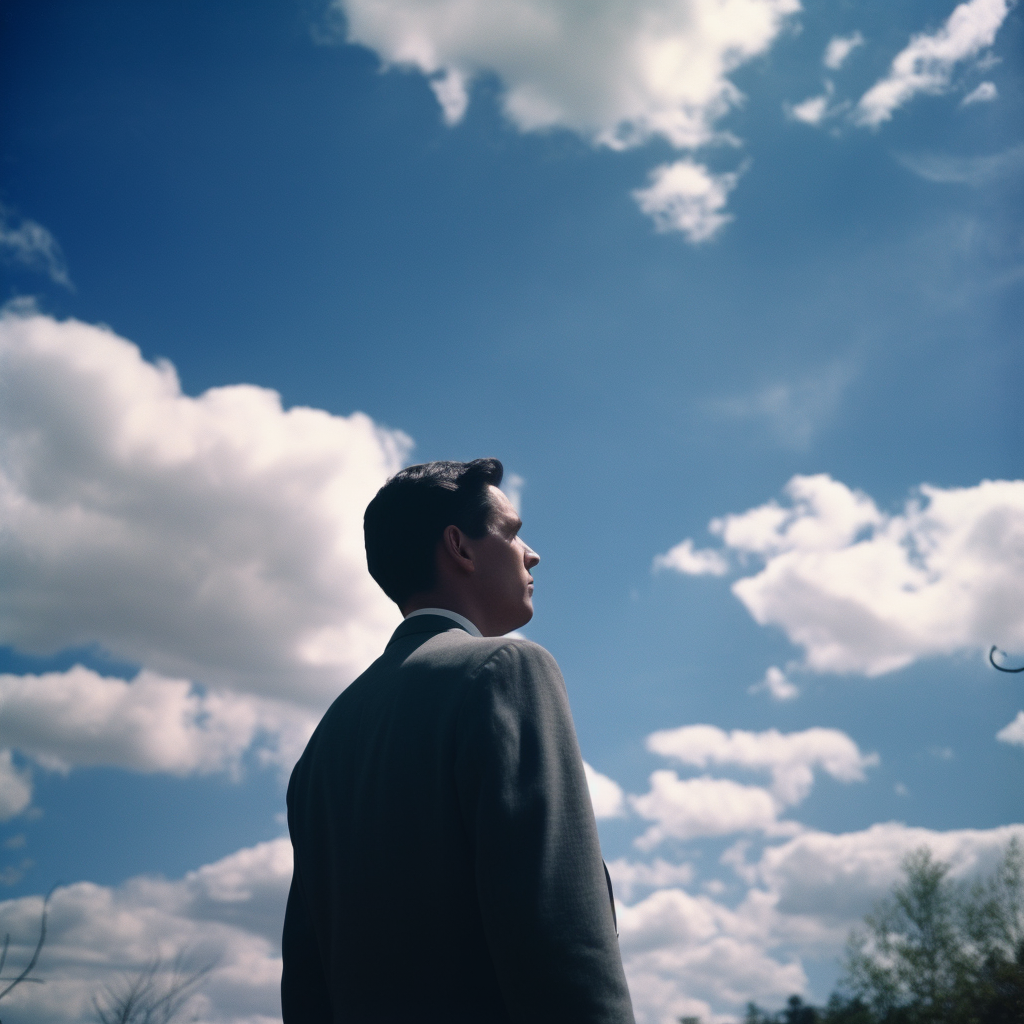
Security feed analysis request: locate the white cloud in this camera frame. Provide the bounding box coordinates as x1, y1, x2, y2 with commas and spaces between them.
749, 821, 1024, 923
330, 0, 799, 237
0, 750, 33, 822
334, 0, 799, 147
749, 665, 799, 700
653, 537, 729, 576
997, 711, 1024, 746
429, 67, 470, 124
855, 0, 1013, 127
632, 160, 741, 243
0, 666, 317, 817
606, 857, 695, 902
618, 887, 807, 1023
631, 772, 797, 848
584, 760, 627, 818
0, 205, 72, 288
503, 472, 525, 515
896, 143, 1024, 185
788, 91, 831, 125
662, 474, 1024, 676
615, 821, 1024, 1022
961, 79, 998, 103
646, 724, 877, 804
0, 839, 291, 1023
0, 309, 409, 707
823, 32, 864, 71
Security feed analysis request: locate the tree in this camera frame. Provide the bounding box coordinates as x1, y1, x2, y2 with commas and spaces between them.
744, 839, 1023, 1023
841, 839, 1024, 1024
93, 951, 216, 1024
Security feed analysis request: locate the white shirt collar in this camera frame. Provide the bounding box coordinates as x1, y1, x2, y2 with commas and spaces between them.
404, 607, 483, 638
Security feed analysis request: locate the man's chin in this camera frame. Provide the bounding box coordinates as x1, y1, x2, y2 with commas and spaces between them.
495, 604, 533, 637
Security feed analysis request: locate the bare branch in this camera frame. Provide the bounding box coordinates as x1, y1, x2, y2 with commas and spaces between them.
93, 948, 218, 1024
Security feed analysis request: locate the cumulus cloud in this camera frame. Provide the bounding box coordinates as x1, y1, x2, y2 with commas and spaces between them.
0, 839, 291, 1023
659, 474, 1024, 676
334, 0, 799, 147
0, 666, 317, 817
618, 887, 807, 1023
997, 711, 1024, 747
961, 79, 998, 103
632, 160, 741, 243
749, 821, 1024, 924
631, 772, 798, 849
628, 723, 877, 849
855, 0, 1013, 127
653, 537, 729, 576
0, 309, 408, 707
329, 0, 799, 237
896, 143, 1024, 185
646, 724, 878, 804
614, 820, 1024, 1022
584, 761, 627, 818
823, 32, 864, 71
606, 857, 695, 902
0, 205, 72, 288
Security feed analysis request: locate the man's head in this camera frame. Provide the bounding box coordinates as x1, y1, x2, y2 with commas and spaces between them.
364, 458, 540, 636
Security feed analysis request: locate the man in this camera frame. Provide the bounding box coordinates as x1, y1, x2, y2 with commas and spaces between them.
282, 458, 634, 1023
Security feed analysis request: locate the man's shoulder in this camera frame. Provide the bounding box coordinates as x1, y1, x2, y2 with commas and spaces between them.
397, 628, 558, 680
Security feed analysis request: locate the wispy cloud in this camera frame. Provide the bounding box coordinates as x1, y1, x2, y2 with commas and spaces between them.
653, 538, 729, 577
961, 80, 998, 104
855, 0, 1013, 127
749, 666, 800, 701
788, 89, 833, 126
0, 204, 73, 288
997, 711, 1024, 747
896, 143, 1024, 185
705, 362, 853, 450
823, 32, 864, 71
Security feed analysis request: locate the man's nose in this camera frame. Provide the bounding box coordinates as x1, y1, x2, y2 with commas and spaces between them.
523, 543, 540, 569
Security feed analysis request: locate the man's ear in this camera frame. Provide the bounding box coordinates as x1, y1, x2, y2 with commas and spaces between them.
440, 525, 475, 575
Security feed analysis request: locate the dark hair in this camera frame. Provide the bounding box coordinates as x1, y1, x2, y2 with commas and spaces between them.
363, 458, 504, 607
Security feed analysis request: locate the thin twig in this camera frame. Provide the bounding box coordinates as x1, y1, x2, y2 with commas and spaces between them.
989, 646, 1024, 673
0, 885, 56, 1003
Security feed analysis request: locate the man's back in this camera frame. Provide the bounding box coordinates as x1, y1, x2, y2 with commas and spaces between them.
283, 614, 634, 1023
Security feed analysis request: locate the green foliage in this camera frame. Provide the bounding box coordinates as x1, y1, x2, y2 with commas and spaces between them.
842, 838, 1024, 1023
748, 839, 1024, 1024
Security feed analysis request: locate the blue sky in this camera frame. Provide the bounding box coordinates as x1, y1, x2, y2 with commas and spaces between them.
0, 0, 1021, 1021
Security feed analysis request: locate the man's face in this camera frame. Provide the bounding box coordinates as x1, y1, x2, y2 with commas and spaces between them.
470, 485, 540, 636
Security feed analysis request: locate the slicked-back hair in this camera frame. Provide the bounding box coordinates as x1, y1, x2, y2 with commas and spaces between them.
364, 458, 504, 608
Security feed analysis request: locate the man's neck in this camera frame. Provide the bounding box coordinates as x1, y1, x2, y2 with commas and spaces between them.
404, 607, 483, 638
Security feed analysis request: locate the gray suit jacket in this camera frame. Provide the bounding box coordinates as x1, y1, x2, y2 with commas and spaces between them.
282, 614, 634, 1023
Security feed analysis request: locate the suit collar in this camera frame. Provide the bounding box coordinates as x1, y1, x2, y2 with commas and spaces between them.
386, 613, 475, 648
